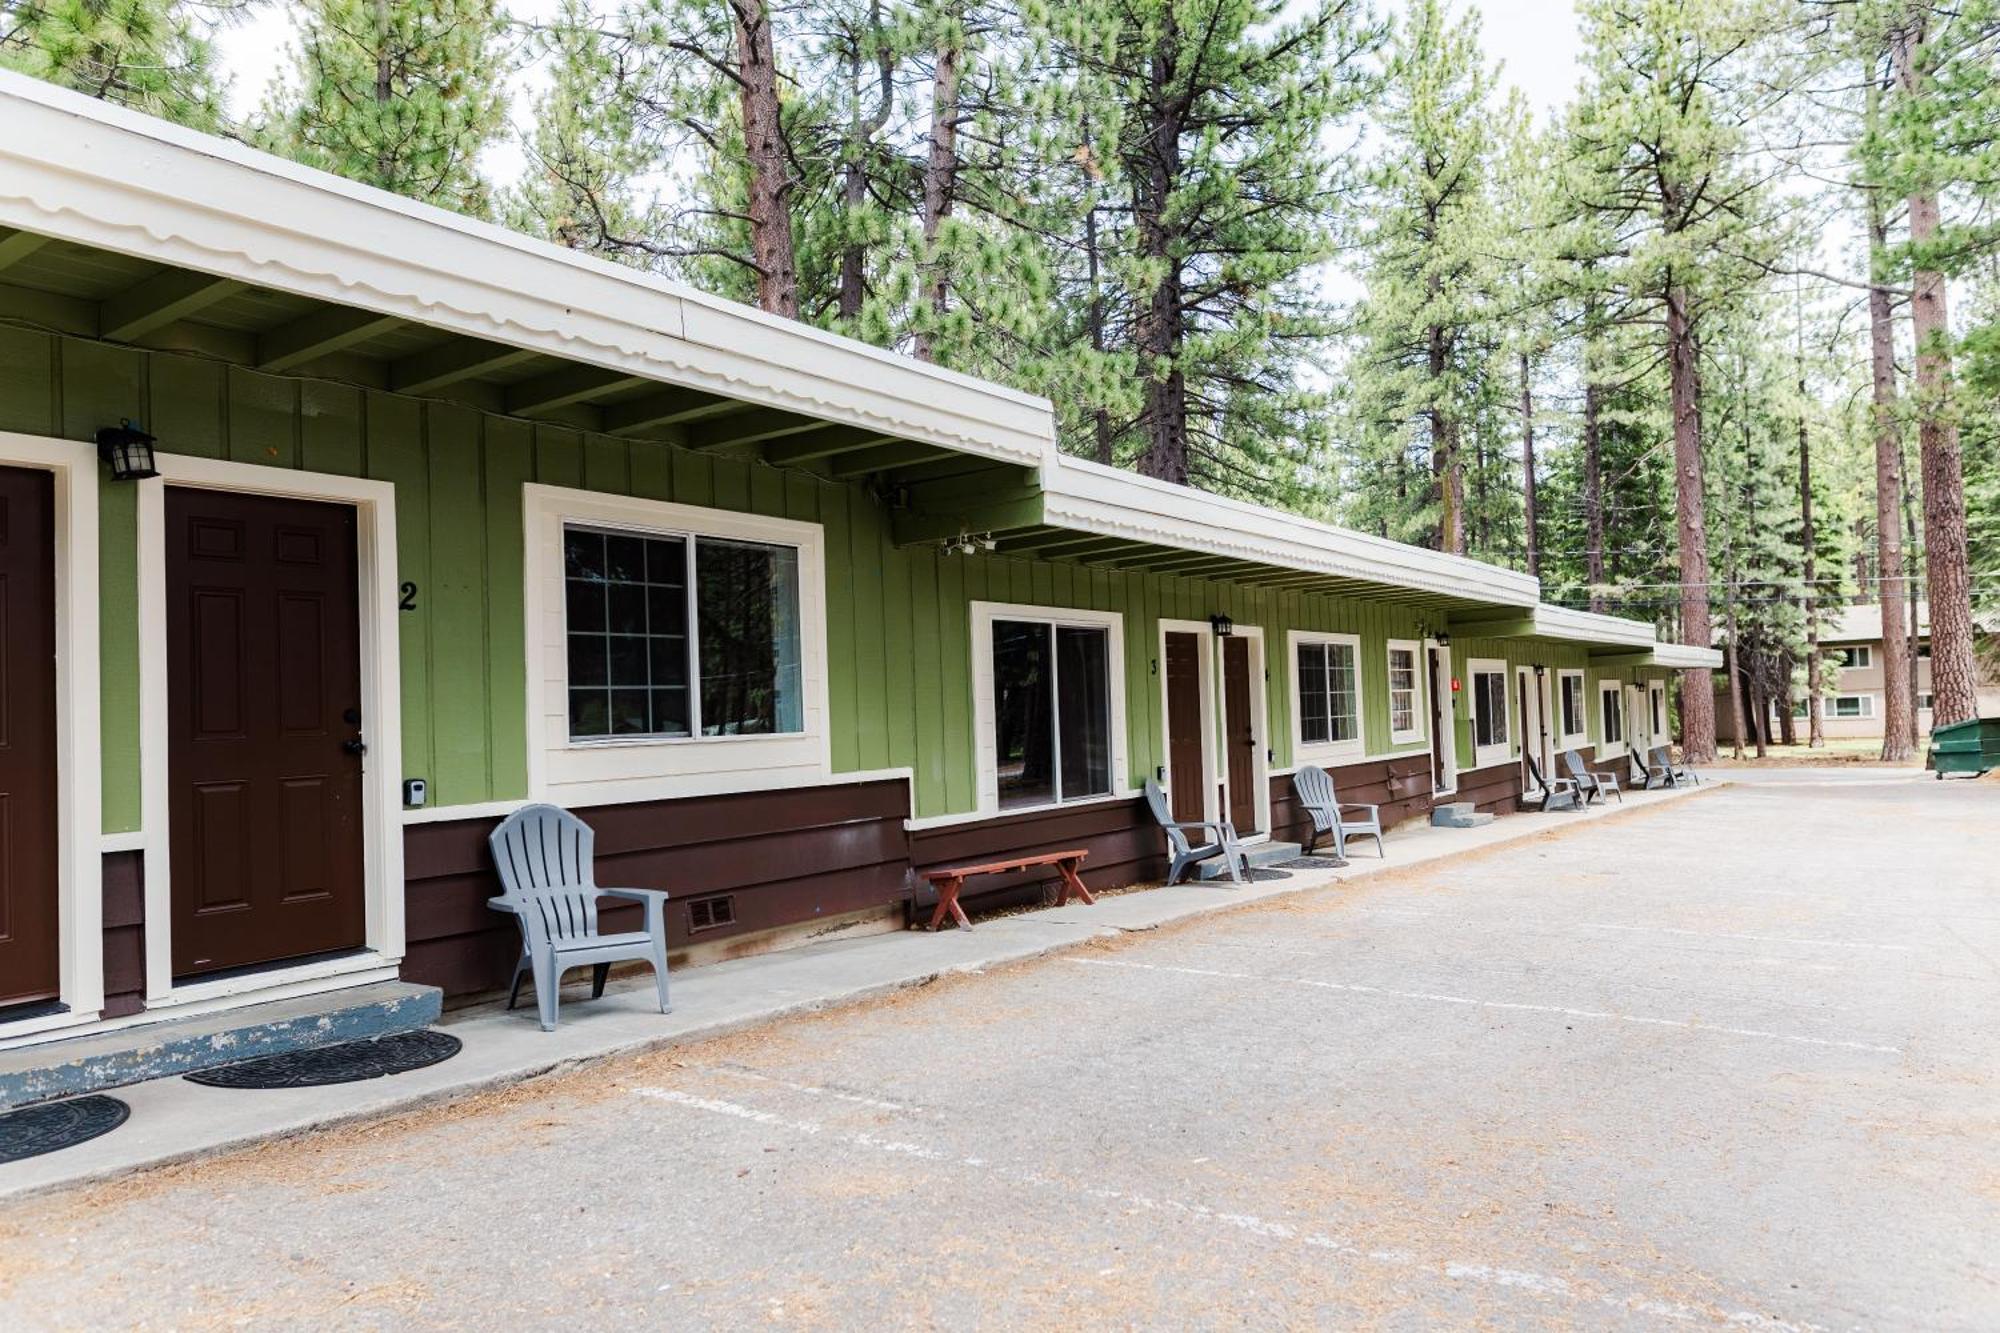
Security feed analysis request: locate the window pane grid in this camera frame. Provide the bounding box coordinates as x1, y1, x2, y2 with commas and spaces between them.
564, 524, 800, 743
1297, 640, 1358, 747
1388, 648, 1417, 735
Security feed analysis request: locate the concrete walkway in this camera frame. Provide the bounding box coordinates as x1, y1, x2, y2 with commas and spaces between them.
0, 781, 1714, 1200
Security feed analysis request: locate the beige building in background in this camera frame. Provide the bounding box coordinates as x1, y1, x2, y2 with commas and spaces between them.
1719, 603, 1999, 744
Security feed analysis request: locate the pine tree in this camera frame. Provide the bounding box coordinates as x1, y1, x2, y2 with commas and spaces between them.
1038, 0, 1379, 500
0, 0, 231, 130
1342, 0, 1500, 556
507, 0, 657, 259
258, 0, 510, 216
1565, 0, 1790, 762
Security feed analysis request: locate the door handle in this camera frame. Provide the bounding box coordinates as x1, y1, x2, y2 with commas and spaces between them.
342, 738, 368, 757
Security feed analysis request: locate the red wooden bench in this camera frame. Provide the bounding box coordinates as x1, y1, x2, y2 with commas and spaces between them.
918, 849, 1094, 931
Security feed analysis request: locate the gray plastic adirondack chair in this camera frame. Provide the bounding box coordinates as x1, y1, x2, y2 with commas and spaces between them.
1562, 749, 1621, 804
1525, 755, 1582, 812
1291, 764, 1384, 859
1651, 745, 1699, 786
488, 803, 672, 1031
1143, 779, 1247, 886
1629, 746, 1667, 790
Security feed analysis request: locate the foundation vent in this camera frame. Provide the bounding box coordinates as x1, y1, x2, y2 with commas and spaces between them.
687, 895, 736, 933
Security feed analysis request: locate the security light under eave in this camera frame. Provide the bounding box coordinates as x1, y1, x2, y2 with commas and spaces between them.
1210, 614, 1234, 637
96, 421, 159, 481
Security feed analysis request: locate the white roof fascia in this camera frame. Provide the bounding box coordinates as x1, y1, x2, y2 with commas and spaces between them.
1039, 456, 1540, 608
1531, 605, 1657, 649
1648, 643, 1726, 670
0, 72, 1050, 467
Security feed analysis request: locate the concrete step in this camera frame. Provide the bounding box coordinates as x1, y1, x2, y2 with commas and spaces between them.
1196, 840, 1304, 880
1431, 802, 1496, 829
0, 980, 442, 1111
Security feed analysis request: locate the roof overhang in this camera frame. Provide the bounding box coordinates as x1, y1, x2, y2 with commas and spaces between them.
0, 71, 1051, 468
1448, 604, 1658, 650
1032, 457, 1541, 609
1590, 643, 1725, 670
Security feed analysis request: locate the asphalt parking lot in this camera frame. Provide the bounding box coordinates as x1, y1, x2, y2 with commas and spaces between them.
2, 770, 1995, 1329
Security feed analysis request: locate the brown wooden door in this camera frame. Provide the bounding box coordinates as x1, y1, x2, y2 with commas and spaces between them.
1428, 647, 1449, 792
1222, 636, 1258, 835
1163, 631, 1206, 819
0, 466, 59, 1008
167, 488, 366, 979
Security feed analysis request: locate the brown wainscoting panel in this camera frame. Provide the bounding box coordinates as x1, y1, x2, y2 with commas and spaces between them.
101, 851, 147, 1019
1268, 752, 1437, 848
401, 779, 913, 998
910, 796, 1164, 920
1455, 760, 1524, 816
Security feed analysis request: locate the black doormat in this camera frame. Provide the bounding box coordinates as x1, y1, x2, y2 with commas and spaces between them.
1272, 855, 1350, 870
0, 1094, 129, 1165
185, 1029, 462, 1090
1237, 867, 1293, 883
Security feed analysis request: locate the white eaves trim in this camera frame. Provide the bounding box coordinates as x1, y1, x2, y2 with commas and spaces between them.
1530, 605, 1656, 649
1646, 642, 1726, 670
0, 72, 1050, 469
1040, 456, 1540, 608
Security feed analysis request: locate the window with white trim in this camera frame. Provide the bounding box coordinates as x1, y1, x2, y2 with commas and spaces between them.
991, 617, 1114, 809
1918, 691, 1935, 712
1469, 659, 1510, 767
1387, 640, 1423, 744
564, 525, 803, 740
1557, 670, 1586, 743
1830, 693, 1874, 719
1837, 645, 1871, 669
1599, 683, 1624, 746
526, 484, 829, 808
970, 602, 1126, 815
1294, 633, 1362, 754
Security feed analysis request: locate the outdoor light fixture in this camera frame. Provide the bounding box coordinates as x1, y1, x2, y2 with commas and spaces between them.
1210, 614, 1234, 637
939, 531, 999, 557
96, 420, 159, 481
1435, 629, 1451, 647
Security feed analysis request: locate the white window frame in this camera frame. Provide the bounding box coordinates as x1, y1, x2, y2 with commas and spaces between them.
0, 434, 103, 1046
1838, 645, 1872, 670
1830, 693, 1875, 720
1289, 630, 1365, 761
1385, 638, 1425, 746
1468, 657, 1512, 770
1556, 669, 1588, 748
971, 601, 1128, 817
1917, 691, 1935, 713
1598, 682, 1625, 753
524, 484, 830, 807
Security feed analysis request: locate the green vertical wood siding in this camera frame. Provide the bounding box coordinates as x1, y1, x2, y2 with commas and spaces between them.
6, 326, 1673, 831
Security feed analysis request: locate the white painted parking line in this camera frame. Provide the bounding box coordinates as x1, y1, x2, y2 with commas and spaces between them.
1066, 957, 1903, 1055
634, 1085, 1824, 1331
1578, 923, 1914, 952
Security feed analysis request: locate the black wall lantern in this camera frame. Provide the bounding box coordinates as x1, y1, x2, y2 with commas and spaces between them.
96, 420, 159, 481
1209, 614, 1234, 637
1435, 629, 1451, 647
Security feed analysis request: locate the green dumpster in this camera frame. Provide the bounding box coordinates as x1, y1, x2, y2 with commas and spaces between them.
1927, 716, 2000, 779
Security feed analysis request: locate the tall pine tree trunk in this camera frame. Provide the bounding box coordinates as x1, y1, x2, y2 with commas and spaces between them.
1893, 21, 1978, 727
837, 9, 893, 327
1582, 308, 1608, 614
1520, 351, 1539, 578
1085, 204, 1114, 465
913, 28, 962, 364
734, 0, 797, 319
1725, 575, 1748, 760
1426, 312, 1463, 554
1798, 374, 1823, 749
1867, 201, 1915, 761
1665, 281, 1716, 762
1134, 64, 1188, 485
